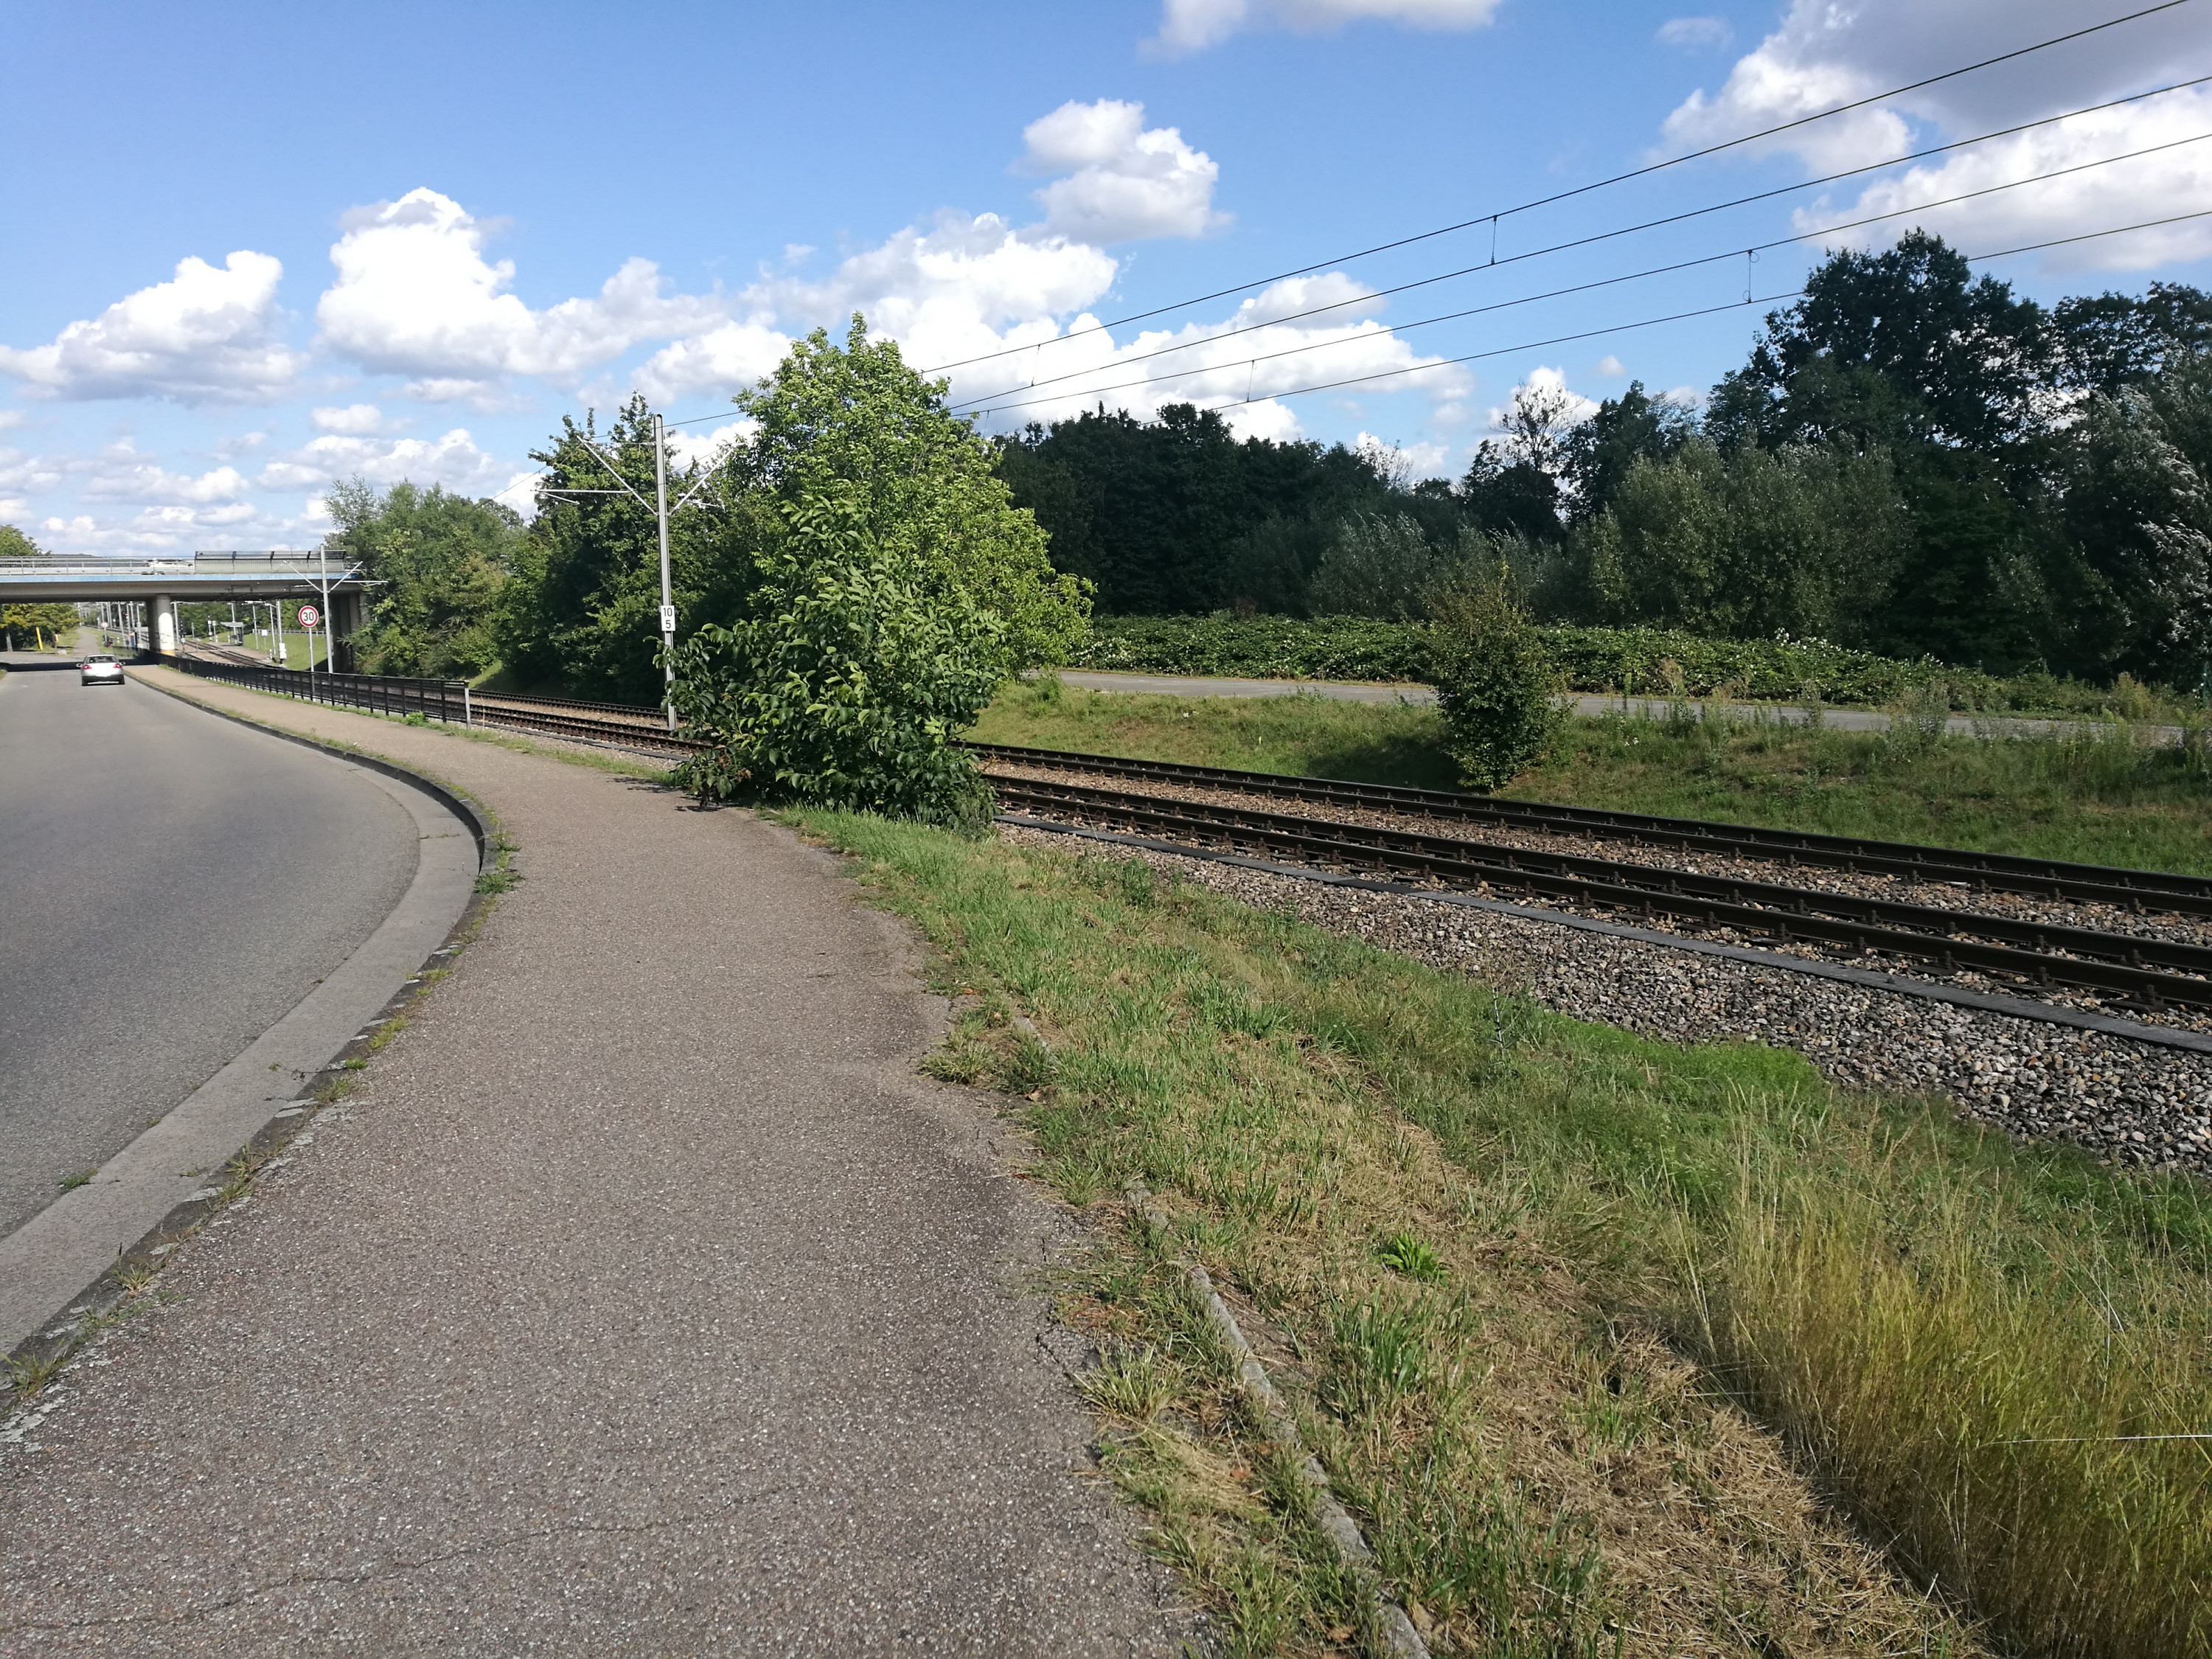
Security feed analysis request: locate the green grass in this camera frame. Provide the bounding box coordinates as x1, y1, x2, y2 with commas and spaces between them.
972, 676, 1463, 789
784, 807, 2212, 1656
973, 677, 2212, 875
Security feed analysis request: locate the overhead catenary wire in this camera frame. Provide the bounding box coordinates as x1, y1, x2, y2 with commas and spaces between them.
1180, 208, 2212, 414
945, 80, 2212, 412
958, 172, 2212, 423
530, 210, 2211, 508
917, 0, 2199, 375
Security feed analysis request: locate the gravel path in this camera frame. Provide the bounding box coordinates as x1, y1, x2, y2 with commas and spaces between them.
996, 824, 2212, 1178
0, 671, 1189, 1658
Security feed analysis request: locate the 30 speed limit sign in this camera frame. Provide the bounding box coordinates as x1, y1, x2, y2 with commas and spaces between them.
297, 605, 320, 630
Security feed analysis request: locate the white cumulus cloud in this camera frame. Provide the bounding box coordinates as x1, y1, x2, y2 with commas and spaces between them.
629, 319, 793, 406
944, 272, 1469, 432
82, 440, 249, 504
310, 403, 389, 434
1658, 0, 2212, 269
316, 189, 726, 394
0, 251, 305, 404
1148, 0, 1502, 56
0, 447, 63, 503
1021, 100, 1226, 243
258, 427, 512, 495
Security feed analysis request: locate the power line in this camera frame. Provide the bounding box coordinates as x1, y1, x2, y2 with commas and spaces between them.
521, 209, 2211, 504
1179, 210, 2212, 415
946, 75, 2212, 411
917, 0, 2197, 374
959, 142, 2212, 420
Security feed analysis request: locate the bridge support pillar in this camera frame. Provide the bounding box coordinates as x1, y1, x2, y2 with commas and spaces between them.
151, 594, 177, 658
331, 589, 364, 673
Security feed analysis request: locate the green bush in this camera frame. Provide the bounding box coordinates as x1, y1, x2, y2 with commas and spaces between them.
1427, 573, 1557, 789
1068, 613, 1433, 681
667, 490, 1003, 823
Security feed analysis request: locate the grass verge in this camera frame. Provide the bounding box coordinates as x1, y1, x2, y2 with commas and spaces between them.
972, 678, 2212, 874
785, 805, 2212, 1657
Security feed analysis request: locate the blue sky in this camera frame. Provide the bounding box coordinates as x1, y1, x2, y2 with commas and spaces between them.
4, 0, 2208, 554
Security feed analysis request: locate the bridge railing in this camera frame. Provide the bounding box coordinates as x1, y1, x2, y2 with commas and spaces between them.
160, 653, 472, 726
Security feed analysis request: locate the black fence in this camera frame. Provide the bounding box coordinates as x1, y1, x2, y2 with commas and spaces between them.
162, 653, 472, 725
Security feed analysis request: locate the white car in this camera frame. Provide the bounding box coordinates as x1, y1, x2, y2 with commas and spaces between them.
80, 654, 125, 686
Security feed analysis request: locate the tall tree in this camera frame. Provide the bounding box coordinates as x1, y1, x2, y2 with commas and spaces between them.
1702, 232, 2062, 668
732, 316, 1087, 669
1557, 383, 1696, 524
997, 402, 1391, 613
326, 480, 521, 679
2051, 282, 2212, 396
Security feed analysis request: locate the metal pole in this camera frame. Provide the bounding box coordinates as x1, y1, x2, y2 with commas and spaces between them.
318, 540, 335, 676
653, 411, 675, 734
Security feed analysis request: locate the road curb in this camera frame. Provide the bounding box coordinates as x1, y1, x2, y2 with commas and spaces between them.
3, 676, 503, 1397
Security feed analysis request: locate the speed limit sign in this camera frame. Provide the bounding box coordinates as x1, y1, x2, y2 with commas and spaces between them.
297, 604, 320, 630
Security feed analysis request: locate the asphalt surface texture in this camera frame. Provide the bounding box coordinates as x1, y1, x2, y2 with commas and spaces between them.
0, 652, 416, 1237
0, 669, 1190, 1658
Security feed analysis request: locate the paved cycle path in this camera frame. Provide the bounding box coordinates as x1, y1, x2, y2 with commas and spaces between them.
1054, 669, 2184, 742
0, 669, 1186, 1657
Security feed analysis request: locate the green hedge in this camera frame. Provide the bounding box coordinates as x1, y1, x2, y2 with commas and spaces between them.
1065, 613, 2171, 714
1068, 613, 1433, 683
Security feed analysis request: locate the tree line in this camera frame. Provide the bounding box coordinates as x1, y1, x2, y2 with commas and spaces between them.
322, 234, 2211, 699
998, 233, 2212, 688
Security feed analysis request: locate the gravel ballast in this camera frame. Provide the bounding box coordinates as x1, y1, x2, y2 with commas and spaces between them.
998, 822, 2212, 1178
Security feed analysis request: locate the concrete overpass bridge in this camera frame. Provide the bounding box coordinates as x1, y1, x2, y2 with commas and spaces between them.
0, 552, 370, 664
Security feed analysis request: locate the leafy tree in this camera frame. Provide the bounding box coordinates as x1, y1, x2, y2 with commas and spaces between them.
731, 316, 1087, 669
1578, 439, 1907, 644
326, 479, 521, 678
497, 395, 748, 700
667, 488, 1001, 823
1, 602, 77, 647
1558, 382, 1696, 524
1307, 512, 1446, 619
996, 401, 1391, 613
1455, 442, 1562, 541
1, 525, 75, 645
1456, 380, 1579, 541
1708, 231, 2050, 456
2050, 351, 2212, 684
2051, 282, 2212, 396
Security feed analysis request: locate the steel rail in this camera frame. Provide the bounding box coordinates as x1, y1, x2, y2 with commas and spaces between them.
467, 701, 706, 754
470, 689, 675, 723
969, 741, 2212, 918
992, 776, 2212, 1012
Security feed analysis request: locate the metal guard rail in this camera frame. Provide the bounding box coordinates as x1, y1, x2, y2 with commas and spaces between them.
158, 653, 472, 726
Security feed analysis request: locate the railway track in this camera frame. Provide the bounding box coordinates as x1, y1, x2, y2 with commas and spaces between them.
970, 742, 2212, 919
467, 696, 703, 754
992, 774, 2212, 1016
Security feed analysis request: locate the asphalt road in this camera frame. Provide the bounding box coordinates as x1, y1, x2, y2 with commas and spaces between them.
0, 656, 417, 1237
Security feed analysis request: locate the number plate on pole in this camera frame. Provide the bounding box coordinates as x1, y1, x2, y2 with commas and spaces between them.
298, 605, 320, 630
659, 604, 677, 635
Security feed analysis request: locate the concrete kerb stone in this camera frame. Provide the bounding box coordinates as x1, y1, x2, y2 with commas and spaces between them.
1124, 1178, 1430, 1659
1, 676, 501, 1399
1000, 1006, 1426, 1652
